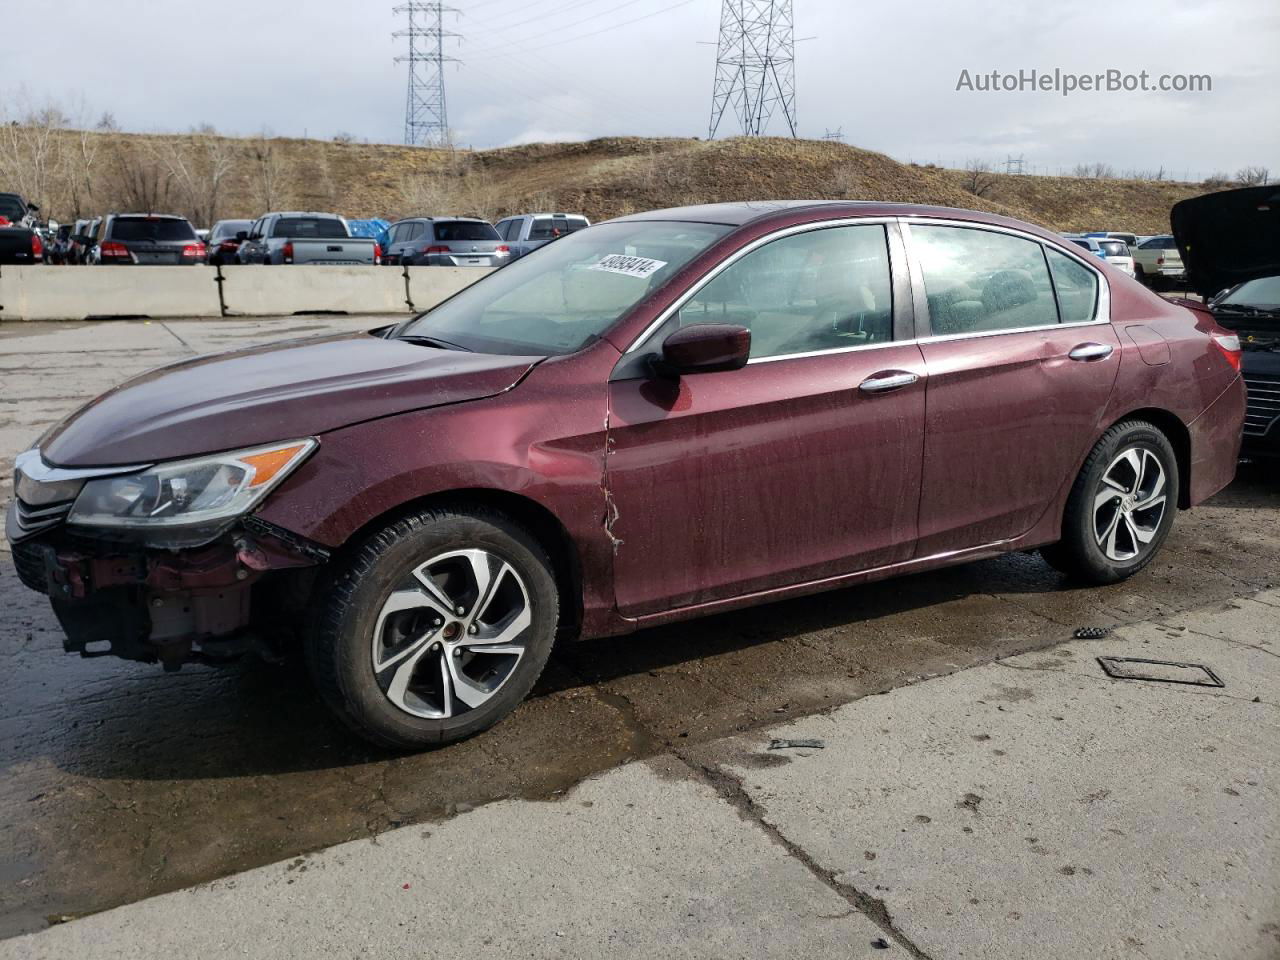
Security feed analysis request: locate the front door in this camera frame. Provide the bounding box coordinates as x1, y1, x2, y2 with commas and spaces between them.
605, 221, 928, 618
905, 222, 1122, 554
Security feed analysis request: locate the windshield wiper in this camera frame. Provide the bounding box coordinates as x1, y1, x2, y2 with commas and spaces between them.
1215, 304, 1280, 317
397, 334, 473, 352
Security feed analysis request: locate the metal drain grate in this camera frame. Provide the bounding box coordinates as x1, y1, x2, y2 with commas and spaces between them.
1096, 657, 1224, 688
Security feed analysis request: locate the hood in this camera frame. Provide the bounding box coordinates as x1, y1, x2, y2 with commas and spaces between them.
1171, 184, 1280, 298
41, 332, 541, 467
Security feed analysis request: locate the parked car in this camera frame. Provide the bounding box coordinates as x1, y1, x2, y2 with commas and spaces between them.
47, 224, 75, 265
6, 201, 1244, 749
1062, 235, 1108, 260
0, 193, 44, 265
382, 216, 508, 267
1172, 184, 1280, 460
1132, 235, 1185, 289
206, 219, 252, 265
1097, 239, 1135, 277
495, 212, 590, 260
67, 218, 99, 264
235, 212, 381, 265
84, 214, 206, 265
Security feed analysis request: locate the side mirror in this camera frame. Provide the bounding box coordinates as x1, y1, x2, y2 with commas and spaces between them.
235, 231, 248, 242
658, 323, 751, 375
27, 202, 39, 212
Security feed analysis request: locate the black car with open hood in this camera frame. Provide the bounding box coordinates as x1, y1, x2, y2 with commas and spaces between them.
1172, 185, 1280, 458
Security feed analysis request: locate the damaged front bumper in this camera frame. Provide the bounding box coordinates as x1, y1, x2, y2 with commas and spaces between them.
8, 506, 329, 670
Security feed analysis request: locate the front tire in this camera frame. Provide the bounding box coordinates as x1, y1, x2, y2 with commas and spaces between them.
307, 505, 559, 750
1041, 420, 1179, 584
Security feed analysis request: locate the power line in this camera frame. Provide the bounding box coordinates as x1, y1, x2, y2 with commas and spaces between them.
708, 0, 797, 138
394, 2, 460, 147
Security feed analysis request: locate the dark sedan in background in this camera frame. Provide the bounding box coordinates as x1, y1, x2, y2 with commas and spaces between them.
206, 219, 252, 265
1173, 184, 1280, 460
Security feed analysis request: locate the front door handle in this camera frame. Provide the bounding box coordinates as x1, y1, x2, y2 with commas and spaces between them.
1068, 342, 1114, 362
859, 371, 919, 393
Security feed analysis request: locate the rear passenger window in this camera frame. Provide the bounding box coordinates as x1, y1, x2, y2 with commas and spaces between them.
913, 225, 1058, 335
679, 224, 894, 360
1046, 248, 1100, 324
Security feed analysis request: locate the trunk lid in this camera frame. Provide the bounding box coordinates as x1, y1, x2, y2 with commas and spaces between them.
1171, 184, 1280, 298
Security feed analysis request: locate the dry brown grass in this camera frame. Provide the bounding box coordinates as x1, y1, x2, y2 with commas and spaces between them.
6, 129, 1207, 233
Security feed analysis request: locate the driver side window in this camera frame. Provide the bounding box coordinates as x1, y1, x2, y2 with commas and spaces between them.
678, 224, 893, 360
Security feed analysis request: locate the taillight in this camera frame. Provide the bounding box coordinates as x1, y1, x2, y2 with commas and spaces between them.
423, 245, 450, 255
100, 241, 131, 260
31, 232, 43, 260
496, 244, 510, 254
219, 239, 239, 251
281, 241, 294, 264
1211, 333, 1242, 372
1156, 256, 1165, 265
182, 242, 206, 259
373, 242, 382, 265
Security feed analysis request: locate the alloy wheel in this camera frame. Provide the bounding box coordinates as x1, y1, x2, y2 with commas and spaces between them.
370, 549, 532, 719
1092, 447, 1168, 562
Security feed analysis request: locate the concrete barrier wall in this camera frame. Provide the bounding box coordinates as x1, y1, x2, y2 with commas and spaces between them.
0, 265, 222, 321
0, 265, 494, 321
219, 265, 410, 316
406, 266, 493, 313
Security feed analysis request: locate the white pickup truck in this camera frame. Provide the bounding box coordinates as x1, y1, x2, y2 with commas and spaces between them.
235, 212, 381, 265
1132, 235, 1185, 289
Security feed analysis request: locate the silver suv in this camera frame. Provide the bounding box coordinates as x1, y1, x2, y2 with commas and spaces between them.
495, 213, 590, 261
383, 217, 510, 267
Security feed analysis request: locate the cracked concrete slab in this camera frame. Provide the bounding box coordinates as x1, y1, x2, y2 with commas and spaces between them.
0, 761, 891, 960
714, 590, 1280, 960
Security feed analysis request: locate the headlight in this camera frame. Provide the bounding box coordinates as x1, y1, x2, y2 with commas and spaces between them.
67, 439, 316, 546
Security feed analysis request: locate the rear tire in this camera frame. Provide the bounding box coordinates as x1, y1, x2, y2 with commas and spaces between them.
1041, 420, 1179, 584
306, 505, 559, 750
1133, 265, 1147, 286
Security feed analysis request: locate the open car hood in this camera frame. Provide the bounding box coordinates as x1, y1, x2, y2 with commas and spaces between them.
1171, 184, 1280, 298
41, 332, 540, 467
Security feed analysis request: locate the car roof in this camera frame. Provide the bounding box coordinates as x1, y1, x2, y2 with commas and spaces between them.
110, 213, 188, 220
607, 201, 1072, 244
265, 211, 345, 218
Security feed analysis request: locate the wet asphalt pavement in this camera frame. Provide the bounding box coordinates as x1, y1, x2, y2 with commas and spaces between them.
1, 317, 1278, 938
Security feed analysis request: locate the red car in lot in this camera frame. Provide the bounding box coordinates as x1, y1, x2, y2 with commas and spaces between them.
7, 201, 1245, 749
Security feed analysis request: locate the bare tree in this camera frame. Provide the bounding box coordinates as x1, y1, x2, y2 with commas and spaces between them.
1071, 162, 1115, 179
963, 159, 997, 197
0, 95, 69, 213
250, 131, 288, 211
101, 136, 175, 212
1201, 172, 1233, 189
155, 131, 237, 226
1235, 165, 1271, 186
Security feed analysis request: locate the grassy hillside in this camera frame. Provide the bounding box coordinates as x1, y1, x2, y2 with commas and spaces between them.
2, 129, 1206, 234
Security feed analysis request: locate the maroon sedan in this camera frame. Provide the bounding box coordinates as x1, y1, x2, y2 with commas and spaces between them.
7, 201, 1245, 748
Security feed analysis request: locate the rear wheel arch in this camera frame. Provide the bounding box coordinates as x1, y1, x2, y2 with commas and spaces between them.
329, 488, 584, 640
1101, 408, 1192, 509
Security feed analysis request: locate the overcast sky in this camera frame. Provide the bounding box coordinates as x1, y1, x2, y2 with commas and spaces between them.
5, 0, 1276, 177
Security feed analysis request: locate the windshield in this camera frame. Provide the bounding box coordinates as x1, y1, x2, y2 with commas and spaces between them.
1099, 241, 1129, 257
396, 220, 732, 355
1220, 276, 1280, 309
272, 217, 348, 238
110, 218, 197, 242
0, 197, 27, 221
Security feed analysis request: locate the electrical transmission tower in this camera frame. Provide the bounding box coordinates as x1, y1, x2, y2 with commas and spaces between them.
707, 0, 798, 139
394, 2, 458, 147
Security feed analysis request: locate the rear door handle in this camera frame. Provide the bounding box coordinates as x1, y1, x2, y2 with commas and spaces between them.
1068, 342, 1114, 362
858, 371, 919, 393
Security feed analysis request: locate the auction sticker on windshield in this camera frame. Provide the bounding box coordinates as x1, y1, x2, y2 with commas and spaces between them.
589, 254, 668, 279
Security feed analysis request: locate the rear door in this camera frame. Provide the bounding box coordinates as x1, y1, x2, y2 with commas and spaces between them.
606, 220, 927, 617
904, 221, 1121, 555
433, 220, 505, 266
